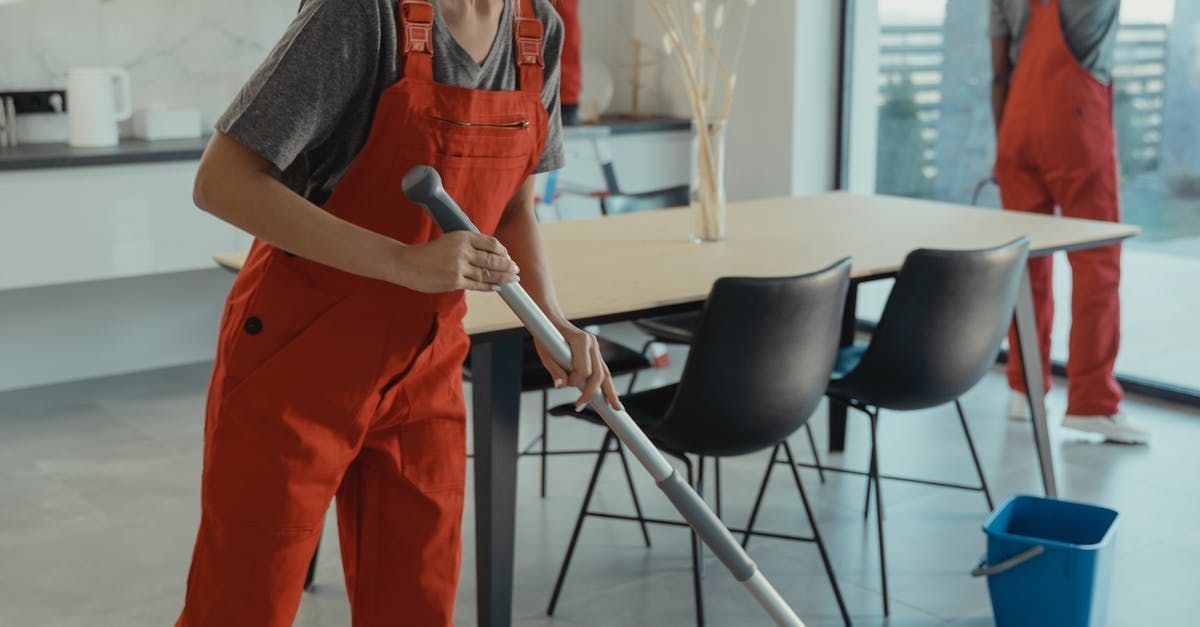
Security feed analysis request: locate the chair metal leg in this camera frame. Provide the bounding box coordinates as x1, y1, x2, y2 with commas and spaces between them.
540, 389, 549, 499
303, 536, 319, 591
714, 458, 723, 519
804, 422, 827, 484
742, 444, 780, 549
862, 454, 874, 520
547, 432, 614, 616
955, 400, 994, 510
626, 339, 656, 394
782, 442, 852, 627
869, 411, 889, 616
615, 440, 652, 547
696, 456, 707, 580
684, 455, 706, 627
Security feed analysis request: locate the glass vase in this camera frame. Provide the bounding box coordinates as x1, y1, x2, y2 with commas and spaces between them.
690, 120, 728, 243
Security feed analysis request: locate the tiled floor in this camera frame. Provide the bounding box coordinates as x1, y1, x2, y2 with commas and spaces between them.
1, 322, 1197, 626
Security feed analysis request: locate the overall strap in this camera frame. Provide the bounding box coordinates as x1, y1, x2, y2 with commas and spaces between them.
513, 0, 544, 94
399, 0, 435, 81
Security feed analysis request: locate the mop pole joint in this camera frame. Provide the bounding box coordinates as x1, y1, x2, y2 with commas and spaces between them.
657, 468, 756, 581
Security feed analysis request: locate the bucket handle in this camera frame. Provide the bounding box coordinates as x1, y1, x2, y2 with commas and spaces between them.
970, 545, 1046, 578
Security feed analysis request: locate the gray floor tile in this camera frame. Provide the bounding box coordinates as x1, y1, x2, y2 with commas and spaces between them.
0, 325, 1196, 627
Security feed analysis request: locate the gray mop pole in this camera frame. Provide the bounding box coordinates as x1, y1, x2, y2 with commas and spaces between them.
402, 165, 805, 627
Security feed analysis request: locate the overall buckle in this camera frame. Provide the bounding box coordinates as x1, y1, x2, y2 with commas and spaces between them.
515, 17, 544, 67
401, 1, 434, 54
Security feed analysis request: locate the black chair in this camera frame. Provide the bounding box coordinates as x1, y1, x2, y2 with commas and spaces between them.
770, 238, 1030, 617
547, 259, 854, 627
598, 184, 690, 216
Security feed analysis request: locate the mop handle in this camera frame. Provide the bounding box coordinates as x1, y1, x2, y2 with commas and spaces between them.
402, 165, 805, 627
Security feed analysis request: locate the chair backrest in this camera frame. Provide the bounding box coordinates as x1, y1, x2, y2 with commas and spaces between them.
840, 237, 1030, 410
599, 185, 690, 216
652, 258, 852, 458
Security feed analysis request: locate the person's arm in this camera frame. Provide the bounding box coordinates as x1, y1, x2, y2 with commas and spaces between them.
193, 132, 518, 293
991, 35, 1012, 135
494, 177, 622, 411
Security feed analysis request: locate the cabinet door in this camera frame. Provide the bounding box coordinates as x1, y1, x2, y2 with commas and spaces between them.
0, 162, 245, 290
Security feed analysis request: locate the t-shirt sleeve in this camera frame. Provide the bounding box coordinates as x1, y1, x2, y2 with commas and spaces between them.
535, 4, 565, 173
215, 0, 377, 171
989, 0, 1011, 38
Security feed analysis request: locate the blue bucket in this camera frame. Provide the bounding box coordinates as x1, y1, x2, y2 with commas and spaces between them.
972, 495, 1119, 627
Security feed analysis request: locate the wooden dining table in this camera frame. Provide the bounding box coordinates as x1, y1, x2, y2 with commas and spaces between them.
214, 191, 1138, 627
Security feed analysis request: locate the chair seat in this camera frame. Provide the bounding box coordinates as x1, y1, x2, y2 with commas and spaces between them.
548, 383, 676, 433
464, 336, 651, 392
633, 312, 701, 345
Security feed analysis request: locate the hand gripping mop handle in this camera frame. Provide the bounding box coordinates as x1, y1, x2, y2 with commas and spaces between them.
402, 165, 805, 627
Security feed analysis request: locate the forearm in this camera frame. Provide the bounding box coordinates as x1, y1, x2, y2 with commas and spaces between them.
494, 179, 570, 329
193, 133, 404, 285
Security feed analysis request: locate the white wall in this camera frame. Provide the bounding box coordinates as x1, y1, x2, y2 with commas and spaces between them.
0, 0, 296, 130
0, 270, 232, 392
615, 0, 846, 200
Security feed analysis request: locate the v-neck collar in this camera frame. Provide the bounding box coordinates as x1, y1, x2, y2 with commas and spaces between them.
433, 0, 512, 79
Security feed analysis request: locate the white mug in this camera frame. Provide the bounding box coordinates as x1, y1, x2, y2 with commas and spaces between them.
67, 67, 132, 147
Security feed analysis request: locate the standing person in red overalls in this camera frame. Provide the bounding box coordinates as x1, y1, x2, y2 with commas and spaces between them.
176, 1, 622, 625
991, 0, 1148, 443
551, 0, 582, 124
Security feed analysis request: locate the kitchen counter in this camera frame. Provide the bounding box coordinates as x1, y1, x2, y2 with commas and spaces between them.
0, 136, 210, 171
566, 114, 690, 137
0, 115, 688, 172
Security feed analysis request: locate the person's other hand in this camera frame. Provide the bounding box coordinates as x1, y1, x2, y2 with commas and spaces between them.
534, 324, 623, 412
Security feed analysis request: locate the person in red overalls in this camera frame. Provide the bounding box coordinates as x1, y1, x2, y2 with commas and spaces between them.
991, 0, 1148, 443
551, 0, 582, 124
176, 1, 622, 625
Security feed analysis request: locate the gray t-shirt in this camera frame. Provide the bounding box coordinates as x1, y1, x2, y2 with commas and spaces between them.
989, 0, 1120, 84
216, 0, 564, 206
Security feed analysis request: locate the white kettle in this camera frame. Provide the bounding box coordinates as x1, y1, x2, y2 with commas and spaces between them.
67, 67, 132, 147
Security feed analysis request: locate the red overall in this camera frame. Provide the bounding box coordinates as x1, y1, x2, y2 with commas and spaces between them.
995, 0, 1123, 416
552, 0, 581, 106
176, 1, 547, 625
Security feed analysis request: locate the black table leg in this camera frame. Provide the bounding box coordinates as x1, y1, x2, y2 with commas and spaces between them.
1012, 271, 1058, 498
471, 334, 524, 627
828, 283, 858, 452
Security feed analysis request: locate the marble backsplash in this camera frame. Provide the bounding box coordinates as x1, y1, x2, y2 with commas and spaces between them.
0, 0, 299, 131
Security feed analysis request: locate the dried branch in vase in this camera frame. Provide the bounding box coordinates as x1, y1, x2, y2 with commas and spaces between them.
646, 0, 755, 241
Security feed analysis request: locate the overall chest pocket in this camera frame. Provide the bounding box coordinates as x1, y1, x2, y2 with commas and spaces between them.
418, 110, 539, 160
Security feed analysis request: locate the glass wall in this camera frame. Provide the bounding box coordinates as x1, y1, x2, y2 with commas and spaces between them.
864, 0, 1200, 395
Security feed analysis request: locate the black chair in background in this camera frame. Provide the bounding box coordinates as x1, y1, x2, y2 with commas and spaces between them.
547, 259, 854, 627
602, 185, 828, 489
763, 238, 1030, 616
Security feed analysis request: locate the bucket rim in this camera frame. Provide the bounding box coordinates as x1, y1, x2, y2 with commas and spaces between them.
982, 494, 1119, 550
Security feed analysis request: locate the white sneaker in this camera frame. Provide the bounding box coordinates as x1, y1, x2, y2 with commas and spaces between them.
1007, 392, 1030, 422
1062, 413, 1150, 444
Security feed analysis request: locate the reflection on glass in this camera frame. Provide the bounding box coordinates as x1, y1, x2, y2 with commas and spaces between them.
872, 0, 1199, 393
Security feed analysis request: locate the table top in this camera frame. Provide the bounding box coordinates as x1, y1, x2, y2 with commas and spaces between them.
214, 191, 1139, 336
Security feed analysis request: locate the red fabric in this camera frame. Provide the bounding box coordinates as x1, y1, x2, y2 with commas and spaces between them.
553, 0, 582, 104
996, 0, 1122, 416
176, 1, 547, 625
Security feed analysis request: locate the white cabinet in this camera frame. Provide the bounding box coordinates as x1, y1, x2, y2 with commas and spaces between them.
0, 162, 246, 290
